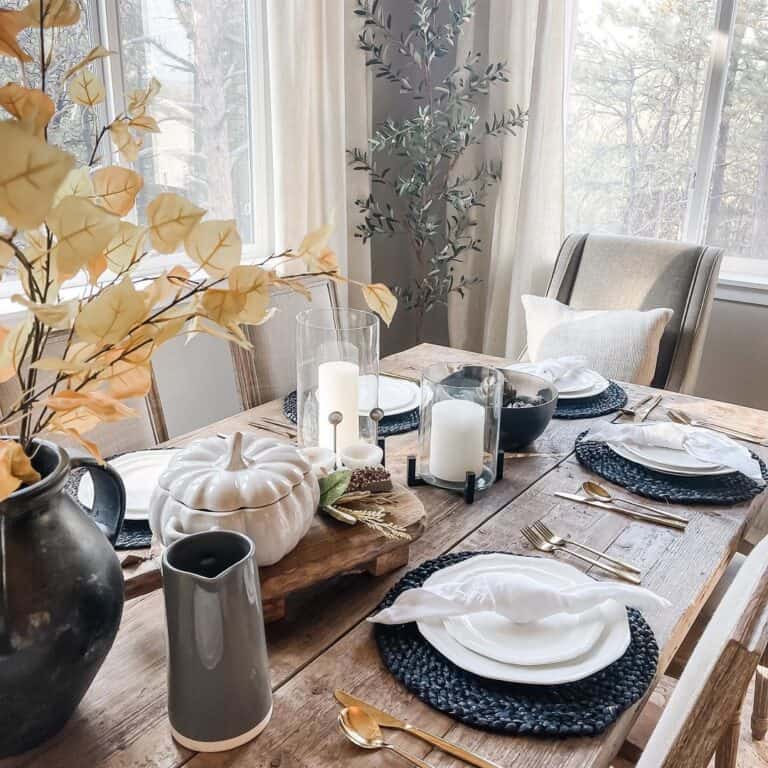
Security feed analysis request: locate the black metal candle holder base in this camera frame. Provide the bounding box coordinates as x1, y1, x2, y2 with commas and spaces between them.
406, 452, 504, 504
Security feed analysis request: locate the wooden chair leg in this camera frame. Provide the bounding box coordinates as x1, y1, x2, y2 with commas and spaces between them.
753, 660, 768, 740
715, 705, 741, 768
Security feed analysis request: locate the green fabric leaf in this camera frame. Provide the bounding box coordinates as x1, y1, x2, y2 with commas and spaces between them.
319, 470, 352, 508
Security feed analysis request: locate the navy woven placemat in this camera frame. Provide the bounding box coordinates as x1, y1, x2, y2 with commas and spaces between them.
553, 382, 628, 420
283, 390, 420, 437
374, 551, 658, 738
575, 431, 768, 505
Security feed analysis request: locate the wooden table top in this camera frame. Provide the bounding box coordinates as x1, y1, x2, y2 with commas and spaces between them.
7, 343, 768, 768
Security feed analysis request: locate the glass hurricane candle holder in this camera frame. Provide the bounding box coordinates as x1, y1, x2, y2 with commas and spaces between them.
417, 364, 503, 493
296, 308, 380, 455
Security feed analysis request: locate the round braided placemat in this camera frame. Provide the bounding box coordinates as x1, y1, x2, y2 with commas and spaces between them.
553, 382, 628, 420
575, 431, 768, 505
374, 551, 659, 738
283, 390, 420, 437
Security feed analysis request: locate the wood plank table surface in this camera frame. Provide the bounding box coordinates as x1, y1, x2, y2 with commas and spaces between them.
6, 343, 768, 768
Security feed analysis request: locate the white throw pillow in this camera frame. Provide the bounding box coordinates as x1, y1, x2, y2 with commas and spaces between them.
521, 295, 674, 385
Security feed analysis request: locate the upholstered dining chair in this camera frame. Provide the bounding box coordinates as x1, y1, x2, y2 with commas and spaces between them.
544, 233, 723, 394
616, 534, 768, 768
229, 275, 339, 409
0, 329, 168, 456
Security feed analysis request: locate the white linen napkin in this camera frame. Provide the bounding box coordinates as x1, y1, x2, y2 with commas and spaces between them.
587, 422, 764, 483
508, 355, 589, 384
368, 571, 670, 626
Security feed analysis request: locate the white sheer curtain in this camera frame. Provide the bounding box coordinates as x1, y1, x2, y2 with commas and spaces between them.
264, 0, 371, 305
447, 0, 573, 357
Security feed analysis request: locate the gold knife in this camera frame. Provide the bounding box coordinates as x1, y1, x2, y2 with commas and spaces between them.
334, 690, 502, 768
635, 393, 662, 423
554, 492, 687, 530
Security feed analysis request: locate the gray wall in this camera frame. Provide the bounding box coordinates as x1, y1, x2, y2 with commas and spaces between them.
694, 298, 768, 410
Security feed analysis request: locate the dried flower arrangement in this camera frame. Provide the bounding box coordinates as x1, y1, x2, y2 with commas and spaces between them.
0, 0, 397, 500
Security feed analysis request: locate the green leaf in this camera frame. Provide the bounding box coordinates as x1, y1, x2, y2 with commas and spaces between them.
319, 470, 352, 508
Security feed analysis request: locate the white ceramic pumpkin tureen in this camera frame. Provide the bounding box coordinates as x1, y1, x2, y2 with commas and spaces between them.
149, 432, 319, 566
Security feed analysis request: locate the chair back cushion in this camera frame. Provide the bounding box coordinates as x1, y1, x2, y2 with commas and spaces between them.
522, 295, 673, 385
547, 234, 723, 391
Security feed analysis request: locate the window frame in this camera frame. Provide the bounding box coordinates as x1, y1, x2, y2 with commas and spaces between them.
568, 0, 768, 301
0, 0, 274, 319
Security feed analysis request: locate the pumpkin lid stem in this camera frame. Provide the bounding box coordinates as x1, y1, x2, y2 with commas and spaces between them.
224, 432, 247, 471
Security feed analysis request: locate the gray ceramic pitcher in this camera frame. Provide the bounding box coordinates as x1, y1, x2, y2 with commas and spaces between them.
161, 530, 272, 752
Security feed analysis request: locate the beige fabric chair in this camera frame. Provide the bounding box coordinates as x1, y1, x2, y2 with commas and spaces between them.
622, 535, 768, 768
0, 330, 168, 457
230, 276, 339, 408
544, 233, 723, 393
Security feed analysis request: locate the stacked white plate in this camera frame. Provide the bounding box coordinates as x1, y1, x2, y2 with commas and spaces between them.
416, 554, 631, 685
359, 374, 420, 416
506, 363, 610, 400
608, 441, 734, 477
78, 449, 180, 520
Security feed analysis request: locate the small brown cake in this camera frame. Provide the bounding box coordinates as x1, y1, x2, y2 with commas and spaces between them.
348, 465, 393, 494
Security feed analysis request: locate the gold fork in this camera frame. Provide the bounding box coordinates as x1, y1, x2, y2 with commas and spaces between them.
531, 520, 641, 574
521, 525, 641, 584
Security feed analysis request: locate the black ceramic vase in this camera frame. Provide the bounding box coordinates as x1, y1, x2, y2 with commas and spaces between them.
0, 439, 126, 757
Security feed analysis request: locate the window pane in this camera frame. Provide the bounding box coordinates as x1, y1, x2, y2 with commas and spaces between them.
566, 0, 715, 239
704, 0, 768, 261
0, 2, 97, 165
117, 0, 254, 242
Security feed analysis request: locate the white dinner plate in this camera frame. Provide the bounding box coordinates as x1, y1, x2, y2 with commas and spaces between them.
359, 375, 420, 416
416, 554, 631, 684
78, 449, 181, 521
608, 442, 733, 477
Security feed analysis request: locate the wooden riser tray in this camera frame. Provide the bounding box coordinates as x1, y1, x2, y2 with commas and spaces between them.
122, 482, 426, 623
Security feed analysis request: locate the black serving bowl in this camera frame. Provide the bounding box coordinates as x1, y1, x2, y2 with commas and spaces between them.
498, 369, 558, 450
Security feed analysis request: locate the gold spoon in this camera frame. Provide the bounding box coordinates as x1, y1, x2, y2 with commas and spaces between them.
338, 707, 435, 768
582, 481, 688, 524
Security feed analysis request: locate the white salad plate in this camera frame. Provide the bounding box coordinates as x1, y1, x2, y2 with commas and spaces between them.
416, 554, 631, 685
78, 449, 181, 521
608, 442, 733, 477
359, 374, 420, 416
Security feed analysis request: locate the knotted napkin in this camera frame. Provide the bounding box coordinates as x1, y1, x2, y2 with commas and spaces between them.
368, 571, 669, 626
587, 422, 764, 483
507, 355, 590, 386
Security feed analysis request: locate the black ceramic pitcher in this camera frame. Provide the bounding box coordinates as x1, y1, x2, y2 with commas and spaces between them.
0, 439, 126, 757
162, 530, 272, 752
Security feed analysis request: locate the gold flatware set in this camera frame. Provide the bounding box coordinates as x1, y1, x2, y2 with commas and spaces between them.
335, 690, 501, 768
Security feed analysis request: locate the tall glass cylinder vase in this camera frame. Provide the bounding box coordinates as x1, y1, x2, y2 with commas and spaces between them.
296, 309, 380, 455
417, 364, 503, 493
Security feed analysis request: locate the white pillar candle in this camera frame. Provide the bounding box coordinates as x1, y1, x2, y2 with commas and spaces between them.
317, 360, 360, 452
428, 399, 485, 482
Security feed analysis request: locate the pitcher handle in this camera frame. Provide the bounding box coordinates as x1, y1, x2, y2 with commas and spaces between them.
71, 457, 126, 545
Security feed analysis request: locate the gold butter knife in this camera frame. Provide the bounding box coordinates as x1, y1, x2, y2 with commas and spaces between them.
334, 690, 502, 768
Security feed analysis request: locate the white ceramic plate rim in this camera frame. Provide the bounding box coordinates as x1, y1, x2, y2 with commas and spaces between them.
78, 449, 180, 520
557, 374, 611, 400
608, 442, 733, 477
358, 375, 420, 416
415, 554, 631, 684
617, 441, 722, 471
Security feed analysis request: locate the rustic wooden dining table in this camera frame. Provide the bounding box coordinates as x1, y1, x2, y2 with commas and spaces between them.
7, 342, 768, 768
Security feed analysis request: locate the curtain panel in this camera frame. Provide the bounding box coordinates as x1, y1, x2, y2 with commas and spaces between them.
447, 0, 573, 357
265, 0, 372, 305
